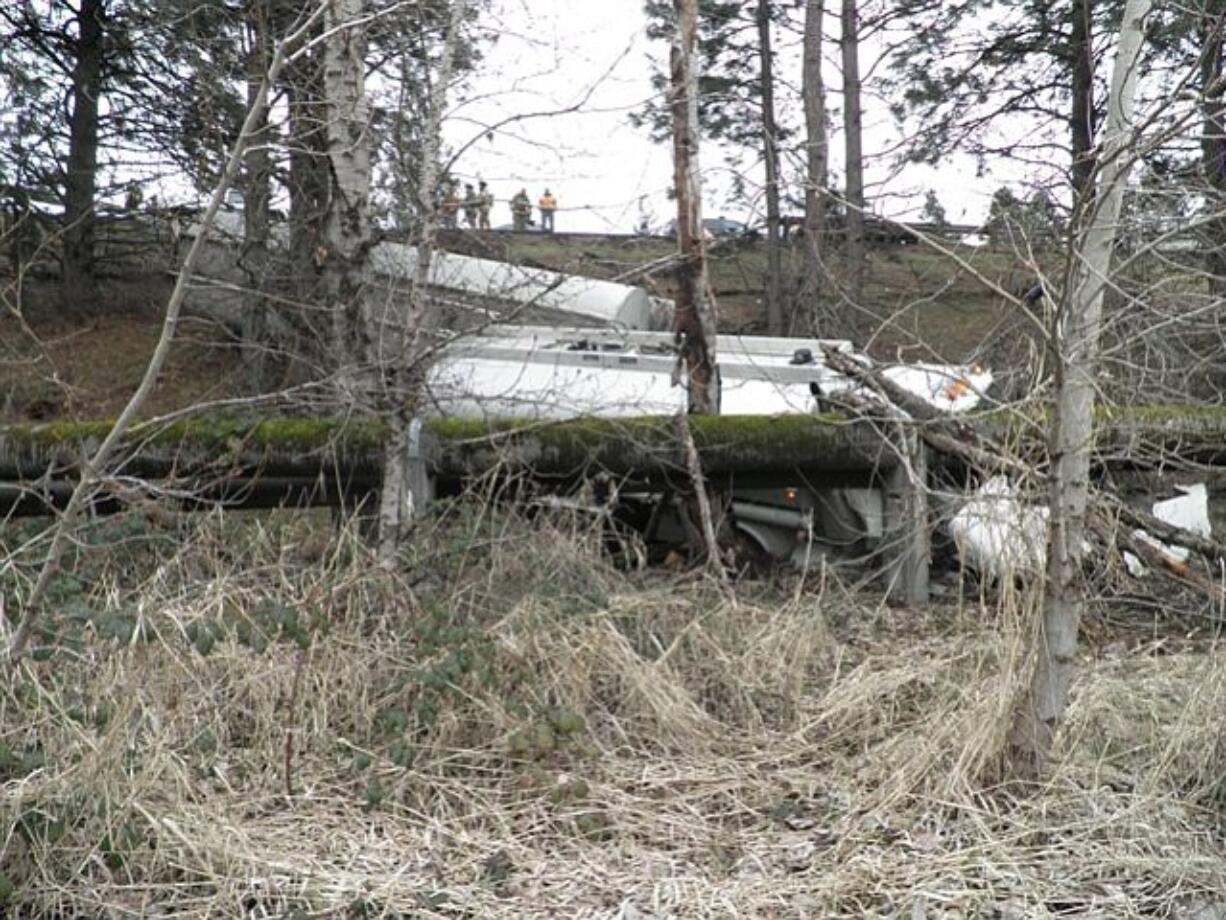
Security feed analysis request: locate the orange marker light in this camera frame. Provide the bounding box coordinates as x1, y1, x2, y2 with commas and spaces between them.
943, 378, 971, 402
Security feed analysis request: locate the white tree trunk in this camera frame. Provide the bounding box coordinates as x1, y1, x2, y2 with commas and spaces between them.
376, 0, 469, 561
322, 0, 373, 376
1011, 0, 1152, 772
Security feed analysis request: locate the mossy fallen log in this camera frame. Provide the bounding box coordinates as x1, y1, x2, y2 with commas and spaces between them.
426, 414, 895, 478
0, 413, 896, 487
3, 406, 1226, 517
966, 405, 1226, 470
0, 417, 387, 484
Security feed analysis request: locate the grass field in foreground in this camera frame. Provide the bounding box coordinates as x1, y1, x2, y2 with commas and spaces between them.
2, 506, 1224, 917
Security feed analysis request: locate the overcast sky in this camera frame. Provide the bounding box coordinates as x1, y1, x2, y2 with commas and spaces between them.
444, 0, 1014, 234
442, 0, 672, 233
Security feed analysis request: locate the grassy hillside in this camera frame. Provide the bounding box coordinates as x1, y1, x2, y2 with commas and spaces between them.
1, 233, 1031, 423
3, 234, 1225, 916
499, 233, 1027, 357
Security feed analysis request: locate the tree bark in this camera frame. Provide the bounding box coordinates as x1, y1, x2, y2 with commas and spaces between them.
285, 16, 329, 317
1201, 4, 1226, 296
62, 0, 106, 310
670, 0, 718, 414
801, 0, 829, 335
840, 0, 865, 299
1069, 0, 1097, 205
321, 0, 373, 375
1010, 0, 1152, 775
757, 0, 783, 336
376, 0, 469, 562
242, 0, 274, 393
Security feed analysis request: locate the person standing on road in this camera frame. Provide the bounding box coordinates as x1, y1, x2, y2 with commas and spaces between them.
538, 189, 557, 233
511, 188, 531, 231
477, 180, 493, 230
441, 183, 460, 229
462, 183, 479, 229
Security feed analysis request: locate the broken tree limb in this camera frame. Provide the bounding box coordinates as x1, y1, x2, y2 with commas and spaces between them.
674, 412, 733, 595
821, 345, 946, 423
916, 428, 1030, 477
821, 339, 1226, 599
820, 344, 1032, 476
1091, 510, 1226, 611
1104, 494, 1226, 566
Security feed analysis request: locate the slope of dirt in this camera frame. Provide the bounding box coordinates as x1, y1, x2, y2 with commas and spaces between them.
501, 232, 1023, 359
0, 237, 1026, 424
1, 279, 243, 423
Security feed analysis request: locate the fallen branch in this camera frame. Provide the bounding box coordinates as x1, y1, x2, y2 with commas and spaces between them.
820, 344, 1029, 476
920, 427, 1030, 477
1106, 495, 1226, 567
1101, 515, 1226, 611
820, 344, 1226, 599
821, 345, 946, 423
674, 412, 733, 597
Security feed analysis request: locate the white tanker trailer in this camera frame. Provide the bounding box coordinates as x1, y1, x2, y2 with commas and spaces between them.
425, 324, 992, 570
182, 209, 992, 574
181, 210, 667, 331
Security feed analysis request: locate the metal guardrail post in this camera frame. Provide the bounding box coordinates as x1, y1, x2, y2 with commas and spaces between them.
883, 427, 930, 607
406, 416, 435, 519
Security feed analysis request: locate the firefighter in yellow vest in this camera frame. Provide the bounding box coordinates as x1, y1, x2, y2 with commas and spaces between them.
538, 189, 557, 232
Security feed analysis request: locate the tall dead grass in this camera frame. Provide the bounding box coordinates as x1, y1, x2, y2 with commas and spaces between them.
2, 502, 1225, 917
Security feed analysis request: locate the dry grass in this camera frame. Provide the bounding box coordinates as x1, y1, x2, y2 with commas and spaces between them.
2, 505, 1226, 918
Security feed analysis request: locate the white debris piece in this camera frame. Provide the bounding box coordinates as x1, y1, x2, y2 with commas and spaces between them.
881, 363, 995, 414
821, 359, 993, 414
951, 479, 1212, 582
1123, 483, 1210, 577
948, 476, 1048, 580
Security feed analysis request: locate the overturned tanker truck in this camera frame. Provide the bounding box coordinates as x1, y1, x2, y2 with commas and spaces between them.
183, 210, 992, 576
182, 210, 669, 333
423, 323, 990, 573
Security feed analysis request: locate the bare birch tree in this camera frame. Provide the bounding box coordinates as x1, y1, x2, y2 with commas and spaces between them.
375, 0, 470, 560
1010, 0, 1153, 772
321, 0, 373, 378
